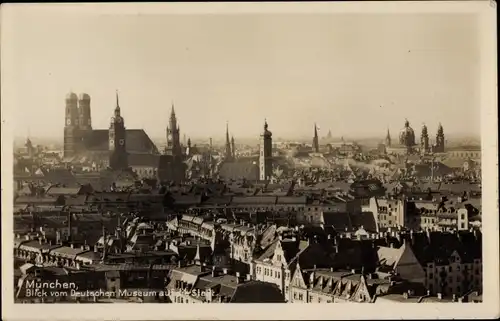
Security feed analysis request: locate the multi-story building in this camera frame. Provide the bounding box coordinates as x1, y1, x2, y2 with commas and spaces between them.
166, 264, 285, 303
366, 197, 407, 229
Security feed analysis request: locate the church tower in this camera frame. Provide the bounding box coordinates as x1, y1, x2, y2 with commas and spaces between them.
63, 92, 80, 157
313, 123, 319, 153
385, 128, 391, 147
78, 93, 92, 131
25, 137, 35, 158
434, 123, 445, 153
225, 122, 233, 161
166, 103, 182, 157
109, 92, 128, 170
420, 124, 430, 155
259, 120, 273, 181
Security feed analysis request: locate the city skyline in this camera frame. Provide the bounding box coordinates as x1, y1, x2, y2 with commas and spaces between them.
4, 11, 481, 140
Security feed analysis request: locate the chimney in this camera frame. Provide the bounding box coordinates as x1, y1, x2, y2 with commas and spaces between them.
246, 274, 252, 281
222, 268, 228, 275
437, 293, 442, 300
93, 245, 98, 252
452, 294, 457, 302
70, 243, 74, 249
351, 269, 356, 274
427, 290, 430, 296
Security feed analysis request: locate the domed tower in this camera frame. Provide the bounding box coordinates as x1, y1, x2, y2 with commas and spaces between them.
259, 120, 273, 181
109, 91, 128, 170
63, 92, 79, 157
399, 119, 416, 153
420, 124, 430, 155
78, 93, 92, 131
434, 123, 445, 153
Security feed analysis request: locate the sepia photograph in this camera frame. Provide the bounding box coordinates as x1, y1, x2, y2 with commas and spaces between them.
1, 2, 498, 320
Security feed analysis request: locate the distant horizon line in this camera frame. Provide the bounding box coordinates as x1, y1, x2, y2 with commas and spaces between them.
14, 132, 481, 144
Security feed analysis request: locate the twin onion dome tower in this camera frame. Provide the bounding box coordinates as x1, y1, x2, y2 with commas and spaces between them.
63, 91, 274, 181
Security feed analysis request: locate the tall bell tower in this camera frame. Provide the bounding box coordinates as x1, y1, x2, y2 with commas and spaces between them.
109, 91, 128, 170
63, 92, 79, 158
166, 103, 182, 157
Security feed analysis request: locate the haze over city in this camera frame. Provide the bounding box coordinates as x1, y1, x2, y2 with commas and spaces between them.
4, 10, 480, 141
6, 2, 494, 311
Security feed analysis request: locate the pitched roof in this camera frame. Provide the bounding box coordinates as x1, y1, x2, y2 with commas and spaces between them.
45, 186, 83, 196
219, 161, 259, 181
83, 129, 159, 154
128, 153, 161, 167
322, 212, 353, 231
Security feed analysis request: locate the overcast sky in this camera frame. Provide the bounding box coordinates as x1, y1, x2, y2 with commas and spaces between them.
3, 8, 480, 141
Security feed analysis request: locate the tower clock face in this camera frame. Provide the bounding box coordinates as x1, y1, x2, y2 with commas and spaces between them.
109, 139, 114, 145
116, 117, 122, 123
119, 139, 125, 146
66, 119, 71, 125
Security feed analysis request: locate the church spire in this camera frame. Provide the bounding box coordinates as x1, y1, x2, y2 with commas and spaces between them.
313, 123, 319, 153
114, 90, 121, 117
225, 121, 232, 160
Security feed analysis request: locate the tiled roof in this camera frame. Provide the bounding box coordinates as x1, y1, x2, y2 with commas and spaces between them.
202, 196, 232, 205
172, 195, 202, 205
14, 196, 63, 205
377, 246, 403, 267
322, 212, 353, 231
350, 212, 377, 232
232, 196, 277, 205
276, 196, 307, 204
84, 129, 159, 154
45, 186, 82, 196
219, 161, 259, 181
128, 153, 161, 167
